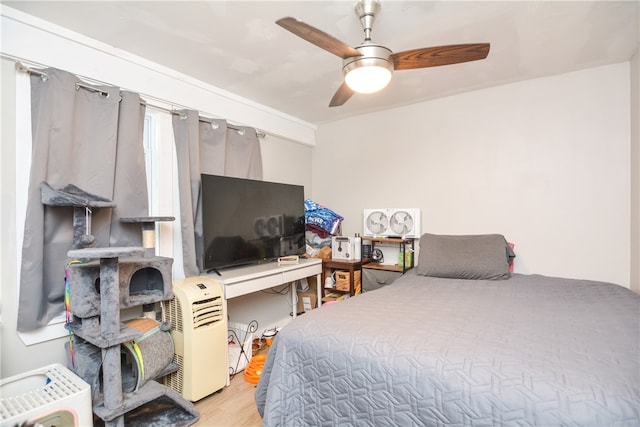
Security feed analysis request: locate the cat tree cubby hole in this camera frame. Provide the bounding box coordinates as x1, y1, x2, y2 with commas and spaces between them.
68, 257, 173, 319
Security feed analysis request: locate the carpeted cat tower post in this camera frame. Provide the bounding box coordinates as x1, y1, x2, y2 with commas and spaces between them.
42, 182, 199, 427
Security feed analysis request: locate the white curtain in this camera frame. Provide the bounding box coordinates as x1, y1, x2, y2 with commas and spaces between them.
172, 110, 262, 276
17, 67, 148, 331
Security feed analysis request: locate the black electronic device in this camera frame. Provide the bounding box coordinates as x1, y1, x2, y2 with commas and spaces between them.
201, 174, 305, 272
362, 242, 372, 259
371, 248, 384, 263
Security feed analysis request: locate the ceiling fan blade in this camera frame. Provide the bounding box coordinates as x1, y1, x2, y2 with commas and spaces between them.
391, 43, 490, 70
276, 17, 362, 59
329, 82, 355, 107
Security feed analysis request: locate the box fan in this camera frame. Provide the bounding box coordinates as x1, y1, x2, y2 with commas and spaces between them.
163, 277, 227, 401
363, 208, 421, 238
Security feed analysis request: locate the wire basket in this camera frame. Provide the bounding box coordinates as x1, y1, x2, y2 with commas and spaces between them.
227, 320, 258, 377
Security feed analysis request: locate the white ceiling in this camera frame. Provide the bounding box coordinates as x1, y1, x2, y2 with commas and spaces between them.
4, 1, 639, 125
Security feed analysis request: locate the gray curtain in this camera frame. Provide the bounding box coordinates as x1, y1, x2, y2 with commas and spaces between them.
17, 68, 148, 331
172, 111, 262, 276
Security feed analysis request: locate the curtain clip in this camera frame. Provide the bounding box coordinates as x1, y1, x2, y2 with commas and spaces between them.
75, 82, 110, 98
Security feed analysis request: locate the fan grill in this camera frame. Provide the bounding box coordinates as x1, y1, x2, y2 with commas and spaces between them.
363, 208, 421, 237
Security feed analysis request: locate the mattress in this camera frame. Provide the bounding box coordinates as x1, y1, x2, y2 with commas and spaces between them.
256, 272, 640, 426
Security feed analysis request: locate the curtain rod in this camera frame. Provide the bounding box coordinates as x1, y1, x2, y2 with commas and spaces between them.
16, 61, 111, 98
147, 102, 266, 138
14, 60, 266, 138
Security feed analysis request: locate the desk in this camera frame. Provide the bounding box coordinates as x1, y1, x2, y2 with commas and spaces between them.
207, 258, 322, 317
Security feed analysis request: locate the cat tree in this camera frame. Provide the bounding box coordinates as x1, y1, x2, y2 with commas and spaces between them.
42, 182, 198, 426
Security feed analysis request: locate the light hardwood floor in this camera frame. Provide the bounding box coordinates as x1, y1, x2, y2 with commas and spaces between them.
193, 374, 263, 426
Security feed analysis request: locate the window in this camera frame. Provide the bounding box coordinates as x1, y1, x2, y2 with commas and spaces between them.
142, 107, 183, 275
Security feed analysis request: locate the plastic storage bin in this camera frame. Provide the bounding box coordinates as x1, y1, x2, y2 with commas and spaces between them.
0, 363, 92, 426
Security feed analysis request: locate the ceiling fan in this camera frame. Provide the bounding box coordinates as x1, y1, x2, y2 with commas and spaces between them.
276, 0, 490, 107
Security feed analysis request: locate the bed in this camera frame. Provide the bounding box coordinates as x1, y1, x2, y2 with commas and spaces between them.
255, 234, 640, 426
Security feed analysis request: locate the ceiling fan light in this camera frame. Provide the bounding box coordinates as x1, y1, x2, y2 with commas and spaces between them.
341, 44, 394, 95
345, 65, 392, 94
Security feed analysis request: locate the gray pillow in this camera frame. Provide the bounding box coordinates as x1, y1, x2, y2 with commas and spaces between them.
416, 233, 515, 280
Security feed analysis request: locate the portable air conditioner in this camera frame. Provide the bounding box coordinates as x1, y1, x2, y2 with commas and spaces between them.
163, 277, 227, 401
363, 208, 421, 238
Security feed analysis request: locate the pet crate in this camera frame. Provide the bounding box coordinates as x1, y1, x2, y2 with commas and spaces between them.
0, 363, 93, 426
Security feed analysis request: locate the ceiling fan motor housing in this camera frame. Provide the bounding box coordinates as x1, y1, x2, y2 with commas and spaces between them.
343, 44, 393, 74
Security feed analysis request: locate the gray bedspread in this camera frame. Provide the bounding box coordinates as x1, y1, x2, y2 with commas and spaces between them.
255, 272, 640, 426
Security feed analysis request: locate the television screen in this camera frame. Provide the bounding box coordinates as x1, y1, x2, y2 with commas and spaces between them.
201, 174, 305, 272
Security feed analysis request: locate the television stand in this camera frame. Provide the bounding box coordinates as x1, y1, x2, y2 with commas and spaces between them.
206, 258, 322, 316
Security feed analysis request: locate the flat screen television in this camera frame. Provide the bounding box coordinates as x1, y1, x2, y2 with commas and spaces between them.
201, 174, 306, 272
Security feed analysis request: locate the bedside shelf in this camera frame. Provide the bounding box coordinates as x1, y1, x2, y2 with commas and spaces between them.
361, 262, 406, 273
362, 237, 409, 244
361, 236, 415, 274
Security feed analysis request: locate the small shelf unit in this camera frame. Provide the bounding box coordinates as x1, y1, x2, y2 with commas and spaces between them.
361, 237, 415, 273
321, 258, 366, 299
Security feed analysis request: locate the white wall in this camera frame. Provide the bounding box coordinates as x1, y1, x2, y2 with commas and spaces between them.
313, 64, 631, 288
630, 47, 639, 294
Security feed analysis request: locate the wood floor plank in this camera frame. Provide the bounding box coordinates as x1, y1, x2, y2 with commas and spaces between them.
194, 374, 262, 426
